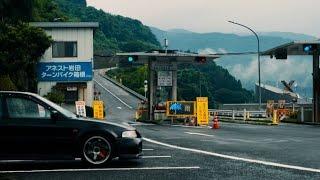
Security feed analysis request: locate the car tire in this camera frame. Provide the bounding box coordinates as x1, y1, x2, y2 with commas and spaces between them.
81, 135, 113, 166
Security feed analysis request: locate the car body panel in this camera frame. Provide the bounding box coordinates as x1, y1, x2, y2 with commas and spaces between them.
0, 91, 142, 161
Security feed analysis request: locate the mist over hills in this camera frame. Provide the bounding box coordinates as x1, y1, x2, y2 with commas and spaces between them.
151, 27, 315, 97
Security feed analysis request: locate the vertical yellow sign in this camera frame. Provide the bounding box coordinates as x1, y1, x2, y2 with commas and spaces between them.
93, 100, 104, 120
196, 97, 209, 125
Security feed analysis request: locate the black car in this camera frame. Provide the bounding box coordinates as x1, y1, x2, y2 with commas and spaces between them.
0, 91, 142, 166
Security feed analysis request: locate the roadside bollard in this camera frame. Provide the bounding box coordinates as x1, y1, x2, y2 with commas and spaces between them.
272, 110, 278, 125
212, 115, 220, 129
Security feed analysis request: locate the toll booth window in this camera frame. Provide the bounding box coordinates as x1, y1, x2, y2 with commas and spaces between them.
52, 41, 77, 58
6, 97, 51, 119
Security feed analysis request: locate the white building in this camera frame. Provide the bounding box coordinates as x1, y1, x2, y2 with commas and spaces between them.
31, 22, 99, 106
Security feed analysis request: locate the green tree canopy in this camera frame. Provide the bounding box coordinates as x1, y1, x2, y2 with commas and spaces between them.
0, 0, 52, 92
0, 22, 52, 91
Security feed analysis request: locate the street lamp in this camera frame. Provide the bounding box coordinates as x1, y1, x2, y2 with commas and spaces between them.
228, 20, 261, 109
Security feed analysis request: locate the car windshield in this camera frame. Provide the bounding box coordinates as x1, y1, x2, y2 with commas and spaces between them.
35, 94, 77, 118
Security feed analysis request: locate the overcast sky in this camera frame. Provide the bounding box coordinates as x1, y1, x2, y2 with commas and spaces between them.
87, 0, 319, 37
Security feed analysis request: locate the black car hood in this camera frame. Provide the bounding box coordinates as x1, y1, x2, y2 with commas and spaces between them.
74, 117, 136, 131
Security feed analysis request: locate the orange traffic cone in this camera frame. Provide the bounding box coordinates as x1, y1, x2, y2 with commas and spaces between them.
212, 115, 220, 129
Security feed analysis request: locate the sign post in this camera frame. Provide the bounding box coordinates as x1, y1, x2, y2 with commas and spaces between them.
93, 100, 104, 120
75, 101, 86, 117
196, 97, 209, 126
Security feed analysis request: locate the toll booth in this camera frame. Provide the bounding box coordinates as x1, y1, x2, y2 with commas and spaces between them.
116, 50, 219, 121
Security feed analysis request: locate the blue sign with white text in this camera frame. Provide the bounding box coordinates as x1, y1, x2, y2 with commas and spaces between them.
37, 62, 93, 82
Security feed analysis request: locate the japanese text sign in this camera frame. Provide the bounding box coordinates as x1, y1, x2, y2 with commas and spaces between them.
196, 97, 209, 125
75, 101, 86, 117
93, 100, 104, 120
37, 62, 93, 81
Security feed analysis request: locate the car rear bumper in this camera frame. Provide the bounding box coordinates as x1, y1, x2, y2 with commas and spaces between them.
116, 137, 142, 159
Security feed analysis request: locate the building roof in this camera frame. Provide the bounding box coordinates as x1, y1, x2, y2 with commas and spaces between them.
30, 22, 99, 28
256, 83, 299, 98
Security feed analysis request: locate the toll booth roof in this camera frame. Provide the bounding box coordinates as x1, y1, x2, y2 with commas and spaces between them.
262, 40, 320, 56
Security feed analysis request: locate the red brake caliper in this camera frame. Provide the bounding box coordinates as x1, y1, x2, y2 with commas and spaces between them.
99, 149, 108, 158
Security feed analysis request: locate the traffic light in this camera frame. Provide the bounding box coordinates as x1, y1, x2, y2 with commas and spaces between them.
127, 55, 138, 63
119, 55, 139, 67
303, 44, 316, 53
195, 56, 206, 63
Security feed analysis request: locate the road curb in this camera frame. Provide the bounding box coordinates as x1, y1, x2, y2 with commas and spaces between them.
100, 74, 147, 101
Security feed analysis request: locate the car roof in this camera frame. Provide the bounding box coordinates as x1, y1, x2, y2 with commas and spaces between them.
0, 91, 37, 96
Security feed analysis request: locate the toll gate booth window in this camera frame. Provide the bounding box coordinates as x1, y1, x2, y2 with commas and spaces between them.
52, 41, 77, 58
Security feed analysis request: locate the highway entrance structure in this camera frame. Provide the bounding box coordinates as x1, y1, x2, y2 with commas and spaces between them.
262, 40, 320, 123
116, 50, 219, 121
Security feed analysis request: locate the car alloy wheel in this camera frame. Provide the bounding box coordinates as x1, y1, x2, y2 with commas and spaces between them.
83, 136, 112, 165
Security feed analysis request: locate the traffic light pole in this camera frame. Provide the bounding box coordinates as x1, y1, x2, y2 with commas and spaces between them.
171, 63, 178, 101
312, 45, 320, 123
148, 59, 155, 122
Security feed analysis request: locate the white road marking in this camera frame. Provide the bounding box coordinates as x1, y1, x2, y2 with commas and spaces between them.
0, 166, 200, 174
201, 138, 291, 144
169, 125, 209, 129
117, 107, 122, 109
130, 123, 155, 126
142, 156, 171, 159
143, 137, 320, 173
142, 149, 154, 151
185, 132, 215, 137
94, 79, 133, 109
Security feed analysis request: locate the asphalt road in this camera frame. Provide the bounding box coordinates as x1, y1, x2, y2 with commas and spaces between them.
1, 73, 320, 180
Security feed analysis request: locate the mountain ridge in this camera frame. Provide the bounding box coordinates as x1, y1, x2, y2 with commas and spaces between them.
150, 27, 314, 97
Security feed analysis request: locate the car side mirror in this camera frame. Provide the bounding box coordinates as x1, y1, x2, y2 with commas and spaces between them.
51, 110, 62, 121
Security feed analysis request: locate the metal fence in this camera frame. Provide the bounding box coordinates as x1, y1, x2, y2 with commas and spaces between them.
209, 109, 269, 121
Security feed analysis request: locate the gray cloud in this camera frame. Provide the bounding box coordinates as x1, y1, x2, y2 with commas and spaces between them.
229, 57, 312, 88
87, 0, 320, 37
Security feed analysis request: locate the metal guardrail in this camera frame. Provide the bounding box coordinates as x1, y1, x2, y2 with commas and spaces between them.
99, 74, 147, 101
209, 109, 269, 121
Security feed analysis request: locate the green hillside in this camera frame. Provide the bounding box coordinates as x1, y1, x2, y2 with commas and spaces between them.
29, 0, 254, 105
51, 0, 254, 105
41, 0, 161, 54
107, 61, 254, 107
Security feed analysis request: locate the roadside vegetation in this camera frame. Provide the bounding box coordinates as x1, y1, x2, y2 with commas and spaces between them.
0, 0, 254, 105
107, 61, 254, 107
0, 0, 54, 92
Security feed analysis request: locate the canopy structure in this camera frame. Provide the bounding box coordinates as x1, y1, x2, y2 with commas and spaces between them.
116, 50, 219, 64
262, 40, 320, 123
262, 40, 320, 56
116, 50, 220, 122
